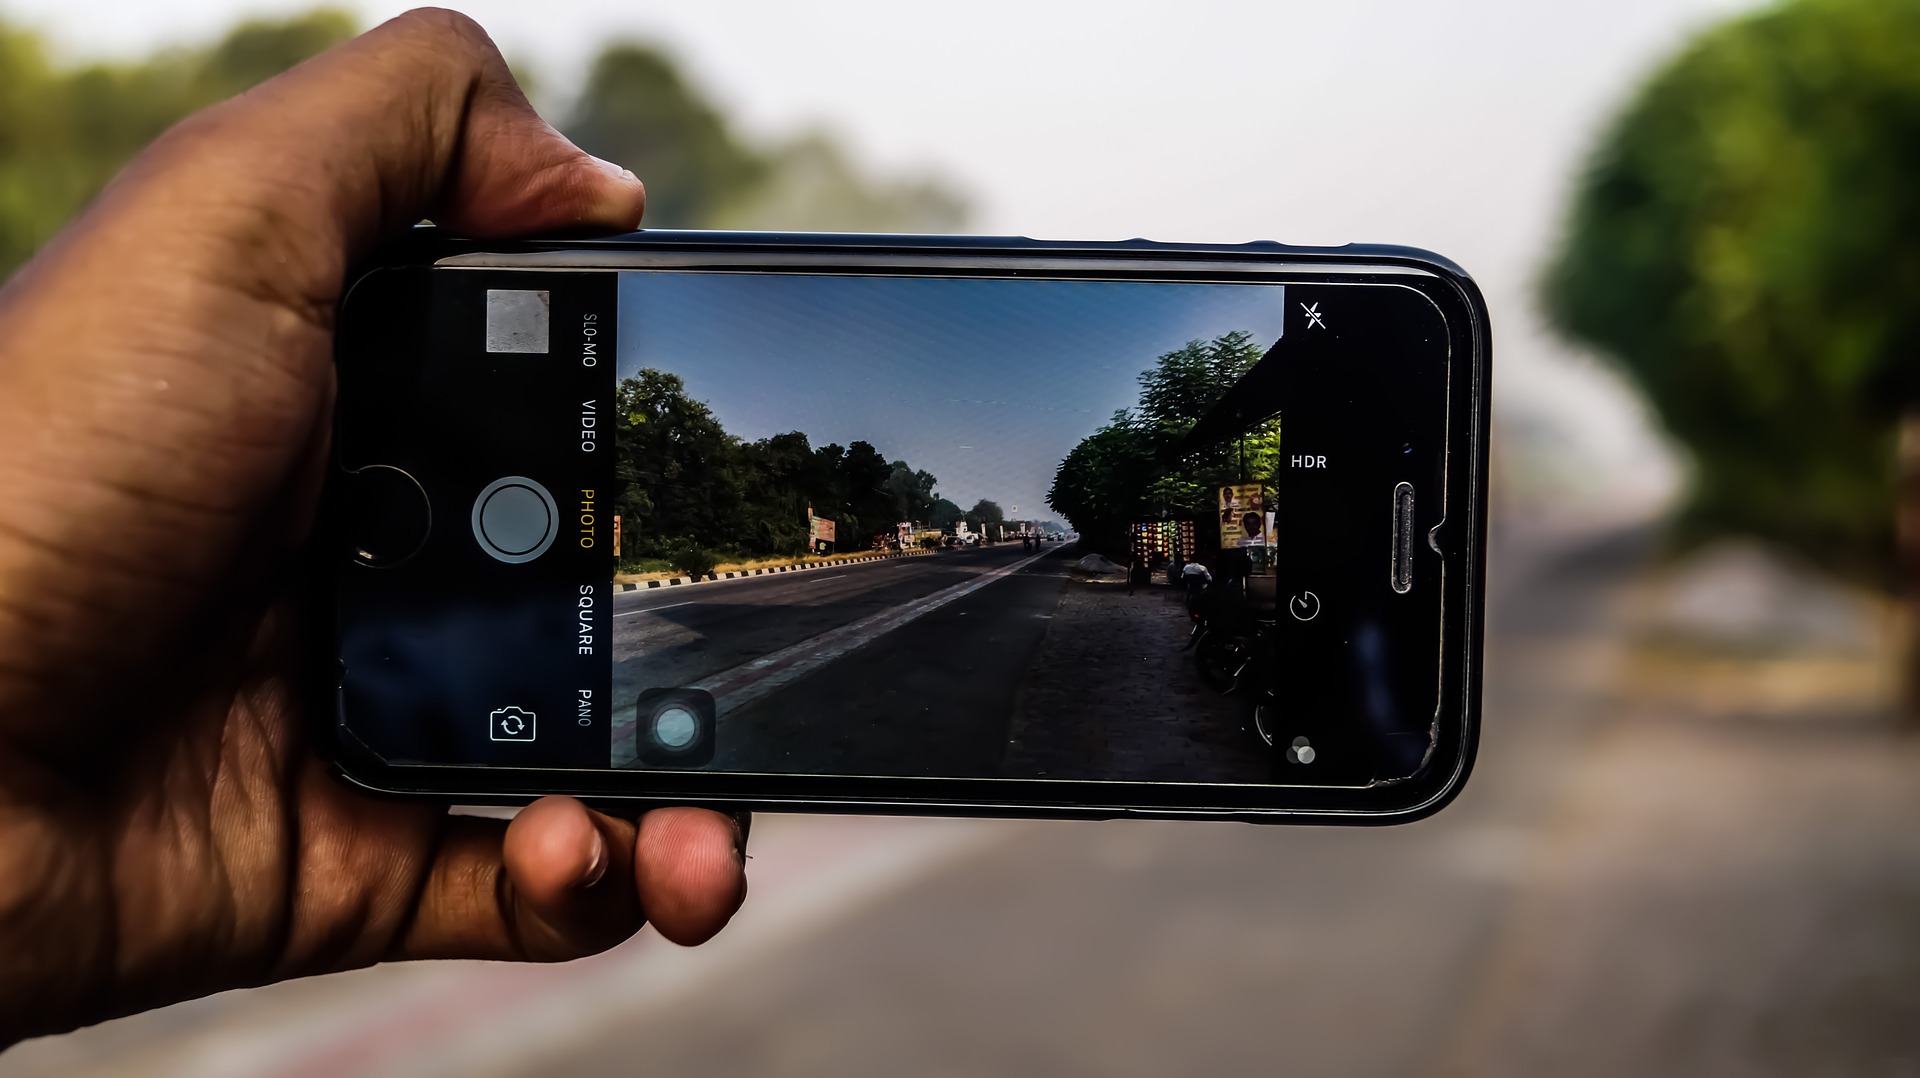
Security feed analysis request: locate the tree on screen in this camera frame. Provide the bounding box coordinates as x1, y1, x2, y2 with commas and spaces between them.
613, 369, 744, 555
886, 464, 940, 527
612, 372, 971, 562
1048, 330, 1276, 554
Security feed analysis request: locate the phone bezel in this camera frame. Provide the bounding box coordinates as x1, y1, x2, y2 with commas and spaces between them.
323, 230, 1491, 824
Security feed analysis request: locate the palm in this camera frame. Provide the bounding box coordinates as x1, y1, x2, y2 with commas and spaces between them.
3, 585, 453, 1035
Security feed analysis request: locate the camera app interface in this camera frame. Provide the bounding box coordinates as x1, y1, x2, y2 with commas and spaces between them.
341, 265, 1448, 787
605, 272, 1291, 783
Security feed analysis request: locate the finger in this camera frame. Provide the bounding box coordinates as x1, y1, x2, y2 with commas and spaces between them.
396, 800, 745, 961
635, 807, 749, 946
273, 7, 647, 243
496, 797, 647, 959
396, 797, 633, 962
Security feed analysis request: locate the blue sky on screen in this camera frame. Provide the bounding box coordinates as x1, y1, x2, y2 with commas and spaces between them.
616, 273, 1287, 520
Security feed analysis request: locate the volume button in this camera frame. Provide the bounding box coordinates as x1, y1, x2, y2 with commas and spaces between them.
1390, 482, 1414, 594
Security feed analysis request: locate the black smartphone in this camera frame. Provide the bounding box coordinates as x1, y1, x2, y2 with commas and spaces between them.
322, 229, 1490, 822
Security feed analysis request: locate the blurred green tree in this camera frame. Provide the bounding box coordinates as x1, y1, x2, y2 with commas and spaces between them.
561, 44, 768, 230
1542, 0, 1920, 580
0, 10, 355, 276
709, 132, 965, 234
560, 49, 965, 232
0, 11, 968, 282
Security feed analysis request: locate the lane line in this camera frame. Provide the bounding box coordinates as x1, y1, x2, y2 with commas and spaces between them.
614, 600, 696, 618
611, 549, 1056, 765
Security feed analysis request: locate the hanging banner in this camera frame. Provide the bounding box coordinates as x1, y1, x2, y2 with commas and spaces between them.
1218, 484, 1266, 549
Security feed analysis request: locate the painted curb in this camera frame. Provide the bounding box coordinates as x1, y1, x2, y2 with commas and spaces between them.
615, 548, 935, 592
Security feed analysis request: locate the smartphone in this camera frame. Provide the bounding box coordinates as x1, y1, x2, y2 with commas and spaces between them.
321, 229, 1490, 823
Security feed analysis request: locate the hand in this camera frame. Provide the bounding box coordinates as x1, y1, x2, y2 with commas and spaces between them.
0, 9, 746, 1046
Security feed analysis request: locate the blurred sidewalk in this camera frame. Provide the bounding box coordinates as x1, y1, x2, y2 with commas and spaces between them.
8, 510, 1920, 1076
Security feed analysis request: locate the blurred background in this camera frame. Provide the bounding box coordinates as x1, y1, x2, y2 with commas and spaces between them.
4, 0, 1920, 1074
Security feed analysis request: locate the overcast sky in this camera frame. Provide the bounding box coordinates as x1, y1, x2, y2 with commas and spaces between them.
7, 0, 1760, 515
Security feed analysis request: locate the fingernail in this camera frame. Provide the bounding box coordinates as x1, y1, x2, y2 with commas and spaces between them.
580, 829, 609, 889
588, 155, 640, 186
584, 155, 644, 228
728, 811, 752, 865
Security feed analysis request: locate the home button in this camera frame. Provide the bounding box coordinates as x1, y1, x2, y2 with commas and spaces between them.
342, 465, 432, 569
472, 476, 558, 564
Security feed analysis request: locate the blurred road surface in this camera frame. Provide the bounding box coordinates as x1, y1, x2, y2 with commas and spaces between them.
8, 514, 1920, 1076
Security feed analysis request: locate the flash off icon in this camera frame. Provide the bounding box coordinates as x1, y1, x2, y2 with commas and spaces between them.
490, 706, 537, 742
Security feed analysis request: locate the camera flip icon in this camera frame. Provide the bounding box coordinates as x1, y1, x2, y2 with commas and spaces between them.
489, 705, 537, 742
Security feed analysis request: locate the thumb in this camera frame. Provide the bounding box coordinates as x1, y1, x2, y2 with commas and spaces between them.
433, 83, 646, 239
130, 7, 647, 296
324, 8, 645, 240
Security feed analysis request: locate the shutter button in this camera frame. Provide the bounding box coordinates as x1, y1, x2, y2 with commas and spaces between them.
472, 476, 558, 564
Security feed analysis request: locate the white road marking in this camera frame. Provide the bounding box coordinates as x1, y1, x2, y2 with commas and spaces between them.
614, 600, 697, 618
610, 549, 1050, 768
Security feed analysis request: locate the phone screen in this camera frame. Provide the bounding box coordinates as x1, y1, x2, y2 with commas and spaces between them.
334, 260, 1455, 795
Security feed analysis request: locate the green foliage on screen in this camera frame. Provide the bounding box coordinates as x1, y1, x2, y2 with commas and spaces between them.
1542, 0, 1920, 580
612, 369, 960, 561
1048, 330, 1278, 552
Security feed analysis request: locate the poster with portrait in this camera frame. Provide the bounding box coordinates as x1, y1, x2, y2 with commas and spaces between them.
1217, 484, 1265, 549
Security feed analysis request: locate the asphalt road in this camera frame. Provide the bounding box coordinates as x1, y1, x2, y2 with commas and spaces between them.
611, 546, 1046, 689
612, 543, 1082, 775
714, 549, 1073, 776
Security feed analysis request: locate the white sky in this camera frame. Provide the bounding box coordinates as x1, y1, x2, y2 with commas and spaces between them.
6, 0, 1759, 516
